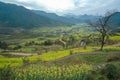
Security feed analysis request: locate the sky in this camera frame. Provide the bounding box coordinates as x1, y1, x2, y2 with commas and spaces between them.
0, 0, 120, 15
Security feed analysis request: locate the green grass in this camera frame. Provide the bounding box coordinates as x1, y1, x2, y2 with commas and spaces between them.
0, 46, 120, 68
110, 36, 120, 41
72, 47, 96, 53
0, 47, 95, 67
29, 47, 95, 61
0, 57, 22, 67
51, 54, 110, 65
103, 46, 120, 52
16, 47, 37, 53
81, 54, 109, 64
0, 55, 5, 58
31, 26, 73, 33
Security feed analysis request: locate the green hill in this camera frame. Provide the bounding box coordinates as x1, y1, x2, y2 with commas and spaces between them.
0, 2, 69, 28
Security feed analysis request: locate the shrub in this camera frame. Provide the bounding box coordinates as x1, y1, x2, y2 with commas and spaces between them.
13, 45, 22, 50
0, 41, 8, 50
24, 41, 35, 46
43, 40, 54, 45
8, 45, 22, 50
0, 65, 15, 80
22, 57, 30, 65
100, 64, 119, 80
69, 50, 74, 55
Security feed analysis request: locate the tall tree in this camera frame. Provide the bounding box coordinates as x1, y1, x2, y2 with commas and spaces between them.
88, 11, 117, 50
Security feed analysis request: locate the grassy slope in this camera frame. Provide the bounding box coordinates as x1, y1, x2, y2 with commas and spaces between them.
0, 25, 120, 68
0, 56, 22, 67
110, 36, 120, 41
0, 46, 120, 67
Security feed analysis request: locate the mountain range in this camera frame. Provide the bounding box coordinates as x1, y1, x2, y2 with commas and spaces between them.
0, 2, 70, 28
0, 1, 120, 29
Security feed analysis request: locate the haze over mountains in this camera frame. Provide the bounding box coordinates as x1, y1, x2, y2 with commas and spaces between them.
0, 1, 120, 28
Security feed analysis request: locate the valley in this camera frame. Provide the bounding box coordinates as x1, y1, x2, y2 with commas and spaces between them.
0, 1, 120, 80
0, 24, 120, 80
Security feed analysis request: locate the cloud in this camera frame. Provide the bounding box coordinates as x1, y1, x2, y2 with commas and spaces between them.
0, 0, 120, 15
68, 0, 120, 15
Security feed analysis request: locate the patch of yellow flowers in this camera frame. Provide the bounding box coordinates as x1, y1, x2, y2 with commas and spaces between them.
15, 63, 92, 80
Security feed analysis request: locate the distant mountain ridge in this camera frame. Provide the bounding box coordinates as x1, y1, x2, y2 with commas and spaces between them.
0, 1, 120, 29
32, 10, 77, 25
110, 12, 120, 27
0, 2, 70, 28
32, 10, 99, 24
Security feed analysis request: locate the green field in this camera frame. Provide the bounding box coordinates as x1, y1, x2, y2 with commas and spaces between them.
0, 49, 120, 80
1, 46, 120, 67
0, 25, 120, 80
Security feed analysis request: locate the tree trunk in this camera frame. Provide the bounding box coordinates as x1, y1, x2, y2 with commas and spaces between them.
100, 34, 105, 51
100, 41, 104, 51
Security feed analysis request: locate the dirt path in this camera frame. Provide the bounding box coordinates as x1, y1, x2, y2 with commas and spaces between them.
1, 52, 37, 56
108, 42, 120, 47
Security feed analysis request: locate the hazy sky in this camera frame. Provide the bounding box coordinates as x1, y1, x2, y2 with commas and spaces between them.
0, 0, 120, 15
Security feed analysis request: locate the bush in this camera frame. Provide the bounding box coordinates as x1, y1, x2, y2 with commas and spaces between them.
8, 45, 22, 50
0, 41, 8, 50
69, 50, 74, 55
13, 45, 22, 50
24, 41, 35, 46
0, 65, 15, 80
100, 64, 119, 80
22, 57, 30, 65
43, 40, 54, 45
86, 63, 120, 80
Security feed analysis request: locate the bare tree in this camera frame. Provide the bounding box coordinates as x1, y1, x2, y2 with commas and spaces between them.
88, 11, 117, 50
